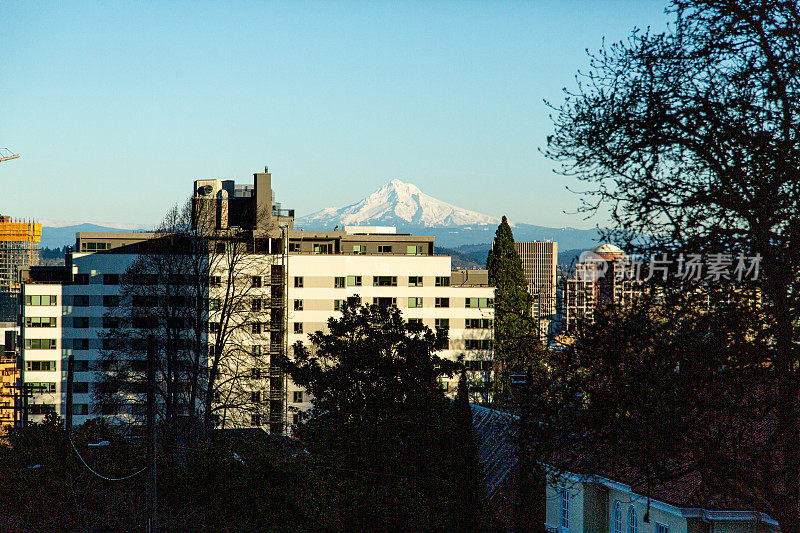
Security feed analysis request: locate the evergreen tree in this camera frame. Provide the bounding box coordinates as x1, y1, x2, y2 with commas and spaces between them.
486, 216, 539, 407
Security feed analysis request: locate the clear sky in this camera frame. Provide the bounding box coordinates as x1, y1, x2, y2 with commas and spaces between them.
1, 1, 669, 229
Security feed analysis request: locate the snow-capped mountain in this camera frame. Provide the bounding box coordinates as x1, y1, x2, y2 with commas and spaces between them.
295, 179, 603, 250
298, 179, 502, 228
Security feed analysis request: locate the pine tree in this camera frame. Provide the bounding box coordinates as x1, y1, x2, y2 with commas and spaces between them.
486, 216, 539, 407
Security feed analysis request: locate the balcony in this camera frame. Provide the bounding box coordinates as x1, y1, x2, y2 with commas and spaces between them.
269, 389, 284, 400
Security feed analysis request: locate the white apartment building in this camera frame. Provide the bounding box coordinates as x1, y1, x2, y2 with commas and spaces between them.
18, 171, 495, 432
286, 252, 495, 419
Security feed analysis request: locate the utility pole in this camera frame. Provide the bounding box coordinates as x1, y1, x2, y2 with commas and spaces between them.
65, 354, 74, 431
22, 382, 29, 427
146, 335, 157, 532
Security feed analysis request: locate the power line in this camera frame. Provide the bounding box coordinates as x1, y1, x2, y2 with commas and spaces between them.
68, 436, 146, 482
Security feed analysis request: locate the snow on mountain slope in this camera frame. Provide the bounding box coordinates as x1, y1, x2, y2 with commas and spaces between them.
298, 179, 501, 228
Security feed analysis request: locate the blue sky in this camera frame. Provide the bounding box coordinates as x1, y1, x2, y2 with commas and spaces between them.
1, 1, 669, 229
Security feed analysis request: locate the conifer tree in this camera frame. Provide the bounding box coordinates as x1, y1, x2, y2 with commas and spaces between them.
486, 216, 539, 407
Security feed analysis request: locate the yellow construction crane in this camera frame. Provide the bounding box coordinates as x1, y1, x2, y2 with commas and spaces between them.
0, 148, 20, 163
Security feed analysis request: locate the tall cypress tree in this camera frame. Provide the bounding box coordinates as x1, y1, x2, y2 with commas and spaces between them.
486, 216, 538, 407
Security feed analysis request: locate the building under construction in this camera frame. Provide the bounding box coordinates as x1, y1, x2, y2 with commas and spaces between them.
0, 215, 41, 295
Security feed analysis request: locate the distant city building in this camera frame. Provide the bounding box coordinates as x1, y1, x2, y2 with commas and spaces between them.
514, 241, 557, 341
18, 171, 495, 430
559, 243, 641, 334
0, 323, 18, 430
0, 215, 41, 321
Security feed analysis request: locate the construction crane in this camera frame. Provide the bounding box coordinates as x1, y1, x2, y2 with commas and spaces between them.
0, 148, 20, 163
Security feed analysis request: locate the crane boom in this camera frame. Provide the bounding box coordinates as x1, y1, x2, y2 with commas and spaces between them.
0, 148, 20, 163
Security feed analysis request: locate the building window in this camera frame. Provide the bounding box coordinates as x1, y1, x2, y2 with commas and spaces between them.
435, 318, 449, 330
373, 276, 397, 287
288, 242, 300, 252
251, 368, 262, 380
294, 299, 304, 311
72, 404, 89, 415
627, 506, 638, 533
25, 361, 57, 372
313, 243, 332, 254
25, 295, 57, 306
435, 276, 450, 287
252, 276, 262, 288
408, 297, 423, 308
406, 245, 422, 256
353, 244, 366, 255
73, 295, 90, 307
210, 276, 221, 287
435, 297, 449, 308
292, 413, 300, 425
250, 391, 262, 403
73, 317, 90, 328
334, 277, 345, 288
103, 295, 119, 307
613, 500, 622, 533
209, 321, 220, 333
73, 339, 89, 350
294, 322, 303, 334
249, 298, 260, 312
465, 339, 492, 350
103, 274, 119, 285
73, 274, 90, 285
251, 413, 261, 426
25, 317, 57, 328
372, 297, 396, 307
294, 277, 304, 288
408, 318, 422, 326
74, 360, 89, 372
465, 297, 493, 308
293, 391, 303, 403
25, 339, 57, 350
408, 276, 422, 287
466, 318, 493, 329
378, 245, 392, 253
252, 323, 262, 334
28, 382, 56, 393
655, 524, 668, 533
560, 489, 569, 529
334, 299, 345, 311
73, 382, 89, 394
346, 275, 362, 287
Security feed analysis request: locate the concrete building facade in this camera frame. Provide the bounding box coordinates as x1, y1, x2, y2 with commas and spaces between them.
18, 171, 495, 432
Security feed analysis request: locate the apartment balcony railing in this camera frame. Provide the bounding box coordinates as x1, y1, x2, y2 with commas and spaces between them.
269, 389, 284, 400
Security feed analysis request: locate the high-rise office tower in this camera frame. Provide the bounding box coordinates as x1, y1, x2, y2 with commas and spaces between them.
514, 241, 557, 340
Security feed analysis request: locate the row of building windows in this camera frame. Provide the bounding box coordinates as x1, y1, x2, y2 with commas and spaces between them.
25, 295, 58, 306
287, 243, 426, 256
292, 275, 451, 288
560, 492, 668, 533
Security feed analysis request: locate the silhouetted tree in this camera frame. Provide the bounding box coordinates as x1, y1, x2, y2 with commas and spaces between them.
285, 301, 473, 530
546, 1, 800, 528
487, 216, 539, 408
